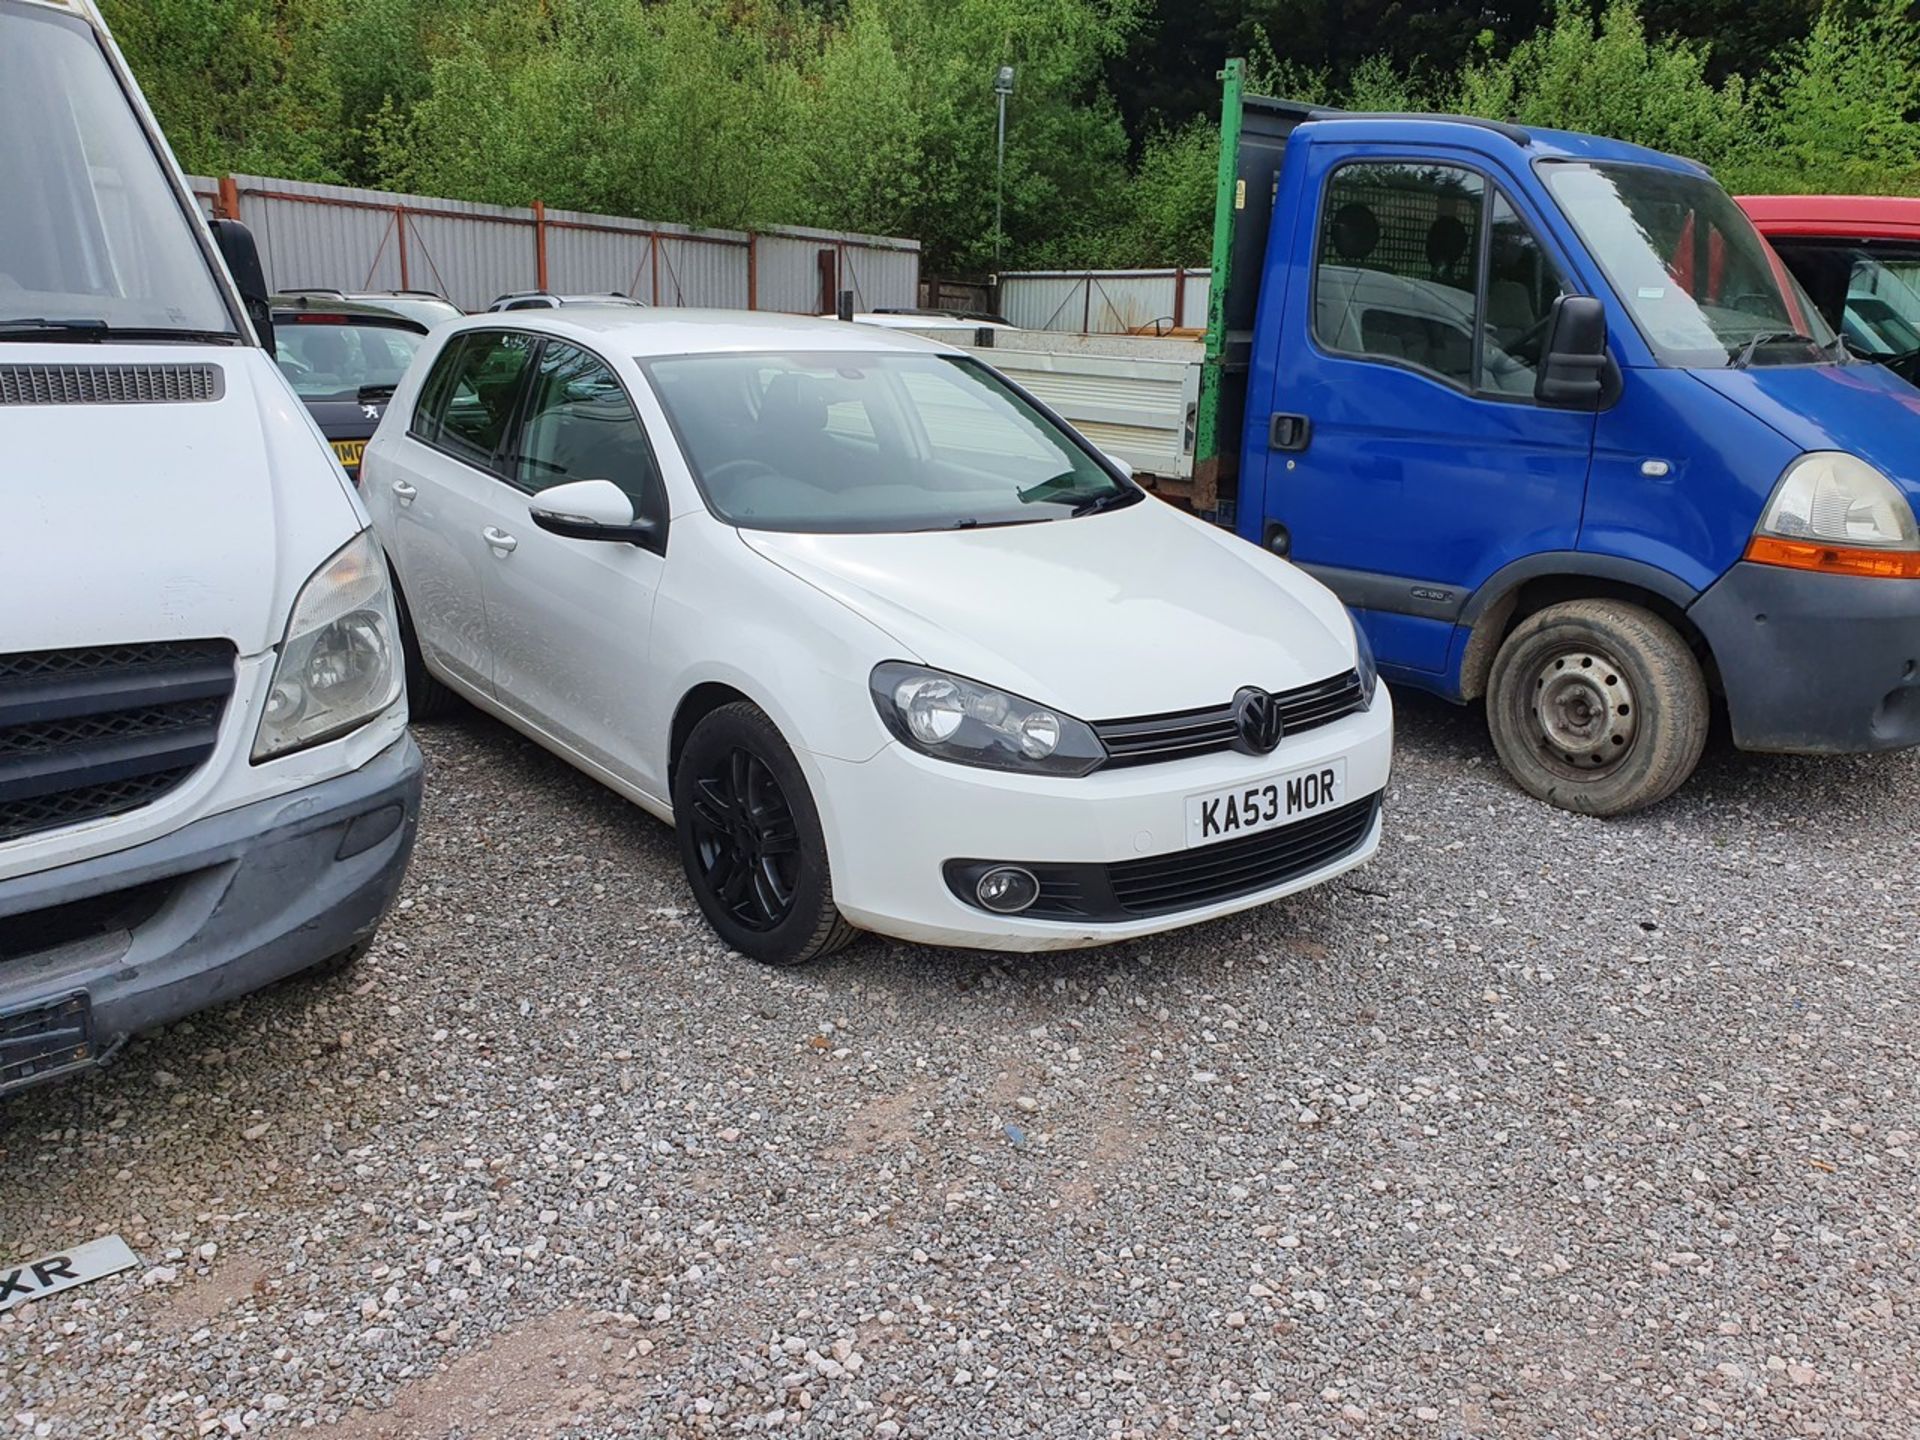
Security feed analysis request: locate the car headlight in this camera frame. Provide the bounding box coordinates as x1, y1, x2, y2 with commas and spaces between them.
1349, 611, 1379, 707
870, 662, 1106, 776
253, 530, 403, 760
1746, 451, 1920, 578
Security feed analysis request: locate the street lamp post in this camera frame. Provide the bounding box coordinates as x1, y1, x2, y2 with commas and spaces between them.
993, 64, 1015, 267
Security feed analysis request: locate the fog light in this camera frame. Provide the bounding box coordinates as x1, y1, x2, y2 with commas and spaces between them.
975, 866, 1040, 914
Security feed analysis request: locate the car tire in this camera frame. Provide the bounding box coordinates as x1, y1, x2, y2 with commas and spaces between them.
1486, 598, 1708, 817
672, 701, 857, 966
394, 581, 459, 721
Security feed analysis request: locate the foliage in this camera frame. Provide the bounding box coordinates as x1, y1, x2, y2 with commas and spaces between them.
1726, 0, 1920, 194
102, 0, 1920, 273
1453, 0, 1750, 167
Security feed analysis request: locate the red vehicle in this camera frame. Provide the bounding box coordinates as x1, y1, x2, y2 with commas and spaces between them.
1739, 195, 1920, 381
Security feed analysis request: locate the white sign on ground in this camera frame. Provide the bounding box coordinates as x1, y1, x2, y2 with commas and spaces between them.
0, 1235, 139, 1312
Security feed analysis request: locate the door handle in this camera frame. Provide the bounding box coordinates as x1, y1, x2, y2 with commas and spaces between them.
391, 480, 417, 504
1269, 413, 1312, 452
482, 526, 518, 554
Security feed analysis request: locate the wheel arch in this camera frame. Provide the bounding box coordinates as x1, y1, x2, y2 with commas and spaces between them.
668, 681, 757, 785
1458, 553, 1715, 701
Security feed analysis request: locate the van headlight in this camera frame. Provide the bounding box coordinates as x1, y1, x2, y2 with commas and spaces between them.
1746, 452, 1920, 578
253, 531, 403, 760
870, 662, 1106, 776
1349, 612, 1378, 707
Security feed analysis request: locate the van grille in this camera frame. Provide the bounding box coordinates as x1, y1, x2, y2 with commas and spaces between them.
0, 364, 225, 406
0, 641, 236, 844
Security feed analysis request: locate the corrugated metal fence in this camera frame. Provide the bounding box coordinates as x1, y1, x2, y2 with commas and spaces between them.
999, 268, 1213, 334
184, 174, 918, 314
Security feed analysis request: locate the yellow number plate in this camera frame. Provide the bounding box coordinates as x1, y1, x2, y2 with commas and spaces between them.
331, 439, 366, 469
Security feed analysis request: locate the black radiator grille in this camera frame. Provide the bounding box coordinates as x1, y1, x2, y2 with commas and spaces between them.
0, 640, 236, 844
1094, 670, 1368, 768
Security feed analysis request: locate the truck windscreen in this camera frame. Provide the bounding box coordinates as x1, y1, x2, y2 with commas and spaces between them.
1543, 160, 1835, 370
0, 2, 236, 339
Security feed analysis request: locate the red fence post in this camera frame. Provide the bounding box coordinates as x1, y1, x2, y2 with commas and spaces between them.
533, 200, 548, 292
395, 204, 410, 289
747, 234, 758, 311
216, 175, 240, 221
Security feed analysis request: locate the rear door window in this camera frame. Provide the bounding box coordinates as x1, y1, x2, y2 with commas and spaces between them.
413, 331, 536, 468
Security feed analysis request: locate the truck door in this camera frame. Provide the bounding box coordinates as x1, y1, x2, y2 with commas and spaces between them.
1255, 149, 1597, 678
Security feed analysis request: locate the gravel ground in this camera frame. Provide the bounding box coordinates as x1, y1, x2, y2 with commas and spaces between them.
3, 696, 1917, 1439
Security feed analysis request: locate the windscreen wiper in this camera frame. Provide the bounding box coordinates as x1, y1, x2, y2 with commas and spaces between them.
1069, 490, 1135, 517
0, 318, 240, 344
1729, 330, 1819, 369
358, 383, 399, 401
0, 318, 110, 340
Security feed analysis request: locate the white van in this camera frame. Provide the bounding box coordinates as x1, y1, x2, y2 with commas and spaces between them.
0, 0, 422, 1094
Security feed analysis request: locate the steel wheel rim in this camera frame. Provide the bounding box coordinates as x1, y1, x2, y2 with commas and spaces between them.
1533, 648, 1638, 773
688, 746, 800, 932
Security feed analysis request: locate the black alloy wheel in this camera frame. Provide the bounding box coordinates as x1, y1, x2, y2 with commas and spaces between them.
687, 745, 801, 932
672, 701, 856, 966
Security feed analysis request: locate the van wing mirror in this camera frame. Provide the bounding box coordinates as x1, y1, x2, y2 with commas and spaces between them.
1534, 294, 1610, 408
209, 219, 273, 351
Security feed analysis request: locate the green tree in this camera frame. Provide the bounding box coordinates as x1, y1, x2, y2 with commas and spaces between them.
1730, 0, 1920, 193
102, 0, 345, 179
1454, 0, 1749, 168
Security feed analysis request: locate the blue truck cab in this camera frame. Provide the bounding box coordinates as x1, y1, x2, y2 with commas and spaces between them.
1201, 69, 1920, 814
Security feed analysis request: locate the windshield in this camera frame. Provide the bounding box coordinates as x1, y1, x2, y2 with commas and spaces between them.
275, 319, 425, 400
641, 351, 1137, 533
0, 2, 235, 338
1767, 238, 1920, 358
1543, 160, 1835, 368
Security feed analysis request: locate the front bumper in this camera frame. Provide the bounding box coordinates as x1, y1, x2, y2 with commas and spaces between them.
0, 733, 422, 1095
1689, 562, 1920, 753
808, 690, 1393, 952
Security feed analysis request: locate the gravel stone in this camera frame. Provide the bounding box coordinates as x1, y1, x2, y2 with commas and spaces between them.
3, 702, 1918, 1437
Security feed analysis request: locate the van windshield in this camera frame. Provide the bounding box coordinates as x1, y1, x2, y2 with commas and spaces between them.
1543, 160, 1836, 369
641, 351, 1138, 534
0, 2, 236, 339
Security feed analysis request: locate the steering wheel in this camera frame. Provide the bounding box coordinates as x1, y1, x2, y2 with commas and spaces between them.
1505, 313, 1556, 366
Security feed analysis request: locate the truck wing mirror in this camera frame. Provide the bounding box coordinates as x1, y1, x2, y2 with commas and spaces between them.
1534, 294, 1609, 408
209, 219, 273, 351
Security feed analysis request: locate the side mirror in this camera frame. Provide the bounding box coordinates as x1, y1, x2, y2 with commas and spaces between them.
209, 219, 273, 351
528, 479, 657, 546
1104, 452, 1135, 481
1534, 294, 1610, 408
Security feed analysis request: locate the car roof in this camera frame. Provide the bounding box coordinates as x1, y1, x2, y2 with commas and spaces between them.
270, 293, 436, 328
444, 307, 962, 357
1737, 194, 1920, 241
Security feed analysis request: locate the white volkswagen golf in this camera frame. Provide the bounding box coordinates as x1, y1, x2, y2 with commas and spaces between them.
362, 310, 1394, 964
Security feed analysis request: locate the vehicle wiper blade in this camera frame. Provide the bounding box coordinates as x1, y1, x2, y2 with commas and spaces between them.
0, 318, 240, 344
1729, 330, 1818, 369
358, 383, 398, 401
0, 318, 110, 340
1014, 471, 1079, 504
1069, 490, 1134, 517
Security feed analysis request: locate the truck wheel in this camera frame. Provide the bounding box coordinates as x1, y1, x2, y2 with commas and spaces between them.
394, 582, 459, 721
672, 702, 858, 967
1486, 599, 1707, 817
